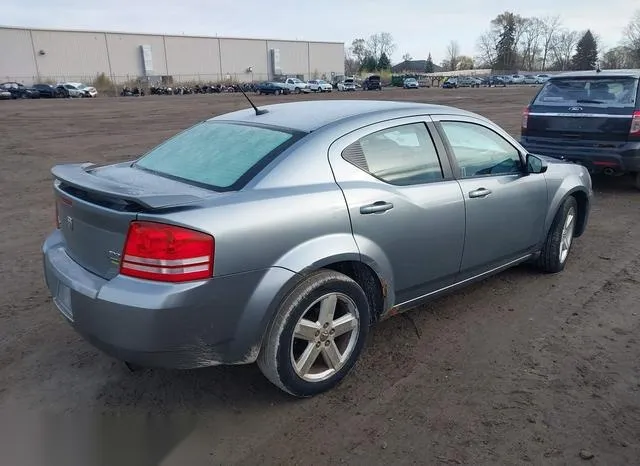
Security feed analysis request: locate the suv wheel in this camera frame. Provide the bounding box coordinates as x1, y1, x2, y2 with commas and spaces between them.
634, 172, 640, 191
257, 269, 370, 397
537, 196, 578, 273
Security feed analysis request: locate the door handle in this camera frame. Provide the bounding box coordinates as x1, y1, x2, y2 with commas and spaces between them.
360, 201, 394, 214
468, 188, 492, 198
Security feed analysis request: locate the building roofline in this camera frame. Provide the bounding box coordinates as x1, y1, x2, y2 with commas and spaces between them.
0, 24, 345, 45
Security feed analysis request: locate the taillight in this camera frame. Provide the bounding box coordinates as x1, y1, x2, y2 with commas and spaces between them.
521, 106, 530, 130
630, 111, 640, 138
120, 221, 214, 283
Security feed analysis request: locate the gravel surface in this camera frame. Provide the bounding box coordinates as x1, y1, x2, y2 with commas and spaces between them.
0, 87, 638, 466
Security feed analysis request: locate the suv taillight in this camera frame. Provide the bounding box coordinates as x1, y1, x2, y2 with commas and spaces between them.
630, 111, 640, 138
521, 106, 530, 130
120, 221, 214, 282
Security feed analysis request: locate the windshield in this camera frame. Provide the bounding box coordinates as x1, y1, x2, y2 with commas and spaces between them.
533, 77, 638, 108
134, 122, 302, 191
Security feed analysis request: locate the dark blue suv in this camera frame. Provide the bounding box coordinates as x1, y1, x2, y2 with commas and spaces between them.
520, 70, 640, 190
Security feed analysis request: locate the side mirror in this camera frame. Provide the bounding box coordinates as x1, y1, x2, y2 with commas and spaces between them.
526, 153, 548, 174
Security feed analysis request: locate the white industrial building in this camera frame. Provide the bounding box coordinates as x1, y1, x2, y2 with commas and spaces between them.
0, 26, 345, 85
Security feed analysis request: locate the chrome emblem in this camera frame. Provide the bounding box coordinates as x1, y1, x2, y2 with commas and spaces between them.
65, 216, 73, 230
107, 250, 121, 264
568, 106, 583, 112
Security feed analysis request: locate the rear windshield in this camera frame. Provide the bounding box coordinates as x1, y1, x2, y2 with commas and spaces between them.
533, 77, 638, 108
134, 122, 302, 191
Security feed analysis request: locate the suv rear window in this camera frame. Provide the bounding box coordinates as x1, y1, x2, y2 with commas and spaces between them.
533, 77, 638, 108
134, 122, 302, 191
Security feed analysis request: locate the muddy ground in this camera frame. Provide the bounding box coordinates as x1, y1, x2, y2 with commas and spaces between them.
0, 87, 639, 466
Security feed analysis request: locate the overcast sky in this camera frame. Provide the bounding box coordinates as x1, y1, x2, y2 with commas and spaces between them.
2, 0, 634, 64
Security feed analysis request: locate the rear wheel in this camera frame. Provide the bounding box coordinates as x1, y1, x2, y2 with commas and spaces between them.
635, 172, 640, 191
536, 196, 578, 273
257, 270, 370, 397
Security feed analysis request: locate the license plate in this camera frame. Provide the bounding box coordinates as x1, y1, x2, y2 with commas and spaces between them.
55, 282, 73, 321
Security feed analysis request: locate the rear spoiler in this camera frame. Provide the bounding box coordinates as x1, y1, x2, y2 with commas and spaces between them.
51, 163, 207, 210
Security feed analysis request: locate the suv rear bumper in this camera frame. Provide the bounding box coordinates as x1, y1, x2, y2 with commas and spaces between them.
520, 138, 640, 174
42, 230, 297, 369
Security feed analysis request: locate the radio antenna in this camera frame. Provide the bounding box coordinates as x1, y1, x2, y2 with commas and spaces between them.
238, 85, 268, 115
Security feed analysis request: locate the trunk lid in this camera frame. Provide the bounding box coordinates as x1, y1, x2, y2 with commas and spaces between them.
53, 162, 215, 279
524, 75, 639, 143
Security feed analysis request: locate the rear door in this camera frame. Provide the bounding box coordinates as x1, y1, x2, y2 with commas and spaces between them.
328, 116, 466, 304
524, 76, 639, 145
432, 114, 548, 279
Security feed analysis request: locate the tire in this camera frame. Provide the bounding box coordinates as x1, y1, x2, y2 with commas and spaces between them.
634, 172, 640, 191
274, 90, 280, 96
536, 196, 578, 273
257, 269, 371, 397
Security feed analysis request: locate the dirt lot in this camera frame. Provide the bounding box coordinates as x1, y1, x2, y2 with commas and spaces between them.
0, 87, 639, 466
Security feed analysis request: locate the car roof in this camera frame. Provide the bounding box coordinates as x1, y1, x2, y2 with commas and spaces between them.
550, 69, 640, 79
209, 100, 472, 132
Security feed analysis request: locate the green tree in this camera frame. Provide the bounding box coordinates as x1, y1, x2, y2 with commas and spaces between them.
361, 55, 378, 72
494, 12, 517, 71
425, 52, 435, 73
571, 30, 598, 70
377, 52, 391, 70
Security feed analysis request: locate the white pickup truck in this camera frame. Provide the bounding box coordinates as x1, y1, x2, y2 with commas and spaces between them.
280, 77, 309, 94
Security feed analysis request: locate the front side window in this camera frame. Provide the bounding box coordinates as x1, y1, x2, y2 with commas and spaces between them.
342, 123, 444, 186
440, 121, 522, 178
134, 122, 301, 191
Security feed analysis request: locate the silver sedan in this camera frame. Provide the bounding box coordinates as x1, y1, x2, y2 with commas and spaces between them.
43, 100, 593, 397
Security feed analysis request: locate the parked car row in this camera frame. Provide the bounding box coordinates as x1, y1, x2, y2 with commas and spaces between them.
0, 81, 98, 100
255, 75, 381, 96
441, 73, 552, 89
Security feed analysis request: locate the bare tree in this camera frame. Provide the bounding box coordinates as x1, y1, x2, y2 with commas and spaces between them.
364, 32, 396, 62
476, 30, 498, 67
540, 15, 562, 71
551, 29, 579, 70
458, 56, 475, 70
520, 18, 543, 70
344, 47, 359, 75
350, 38, 368, 64
402, 53, 413, 62
623, 10, 640, 66
377, 32, 397, 60
601, 46, 632, 69
446, 40, 460, 71
365, 34, 381, 61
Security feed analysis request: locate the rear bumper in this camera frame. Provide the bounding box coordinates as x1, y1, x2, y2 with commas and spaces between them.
520, 138, 640, 173
42, 230, 297, 369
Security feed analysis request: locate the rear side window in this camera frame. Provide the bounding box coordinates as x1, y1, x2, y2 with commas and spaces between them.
134, 122, 301, 191
534, 77, 638, 108
342, 123, 444, 186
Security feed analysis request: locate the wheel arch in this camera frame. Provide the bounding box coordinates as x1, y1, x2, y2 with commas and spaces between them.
544, 184, 590, 240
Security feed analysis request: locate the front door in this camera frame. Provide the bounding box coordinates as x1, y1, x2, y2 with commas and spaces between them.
328, 117, 466, 305
432, 115, 549, 279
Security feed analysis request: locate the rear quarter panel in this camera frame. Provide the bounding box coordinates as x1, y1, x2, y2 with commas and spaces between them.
136, 134, 359, 277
